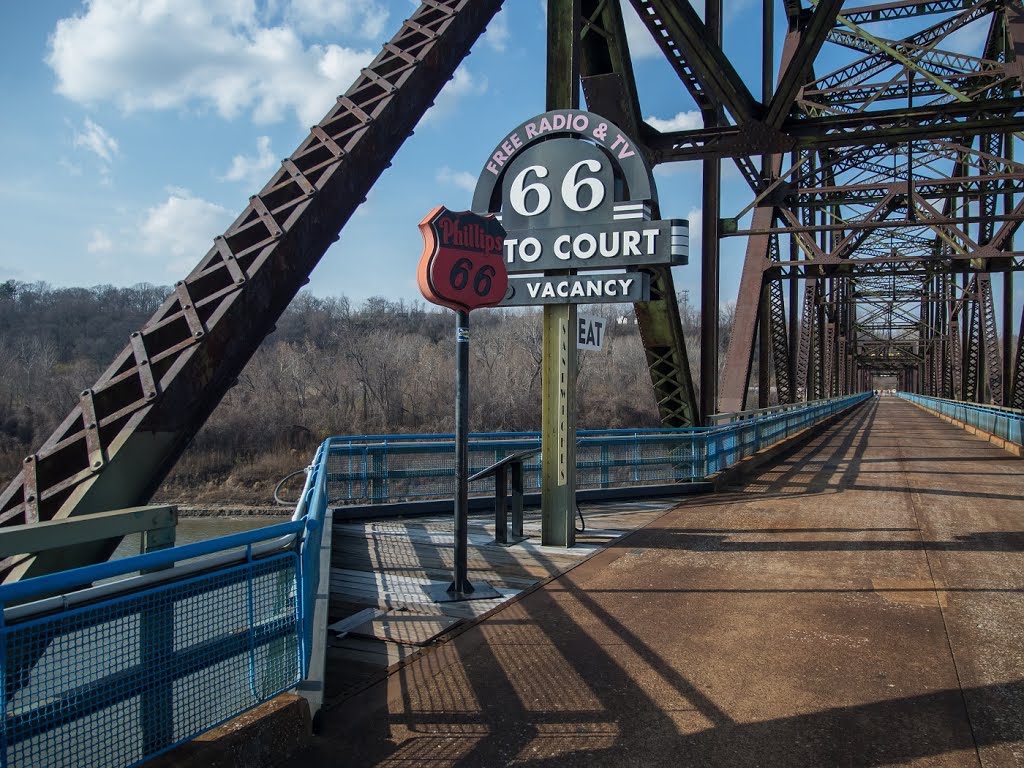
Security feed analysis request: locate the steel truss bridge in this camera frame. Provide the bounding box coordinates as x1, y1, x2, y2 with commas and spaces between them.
2, 0, 1024, 581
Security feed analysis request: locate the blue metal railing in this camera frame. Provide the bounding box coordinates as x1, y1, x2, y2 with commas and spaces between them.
898, 392, 1024, 446
321, 393, 873, 505
0, 391, 868, 767
0, 520, 317, 767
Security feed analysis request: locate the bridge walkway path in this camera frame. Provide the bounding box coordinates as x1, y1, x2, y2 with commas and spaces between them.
297, 396, 1024, 767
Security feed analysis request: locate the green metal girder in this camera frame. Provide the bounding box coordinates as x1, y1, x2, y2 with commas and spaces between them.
634, 267, 700, 427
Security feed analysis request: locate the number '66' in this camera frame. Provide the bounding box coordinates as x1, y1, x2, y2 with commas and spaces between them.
508, 159, 605, 217
450, 258, 497, 296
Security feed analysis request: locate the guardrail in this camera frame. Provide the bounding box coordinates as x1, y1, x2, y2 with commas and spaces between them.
322, 393, 873, 505
898, 392, 1024, 446
706, 396, 848, 425
0, 392, 867, 767
0, 487, 328, 767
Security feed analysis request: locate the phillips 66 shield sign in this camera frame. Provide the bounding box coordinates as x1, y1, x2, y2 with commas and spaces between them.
417, 207, 508, 313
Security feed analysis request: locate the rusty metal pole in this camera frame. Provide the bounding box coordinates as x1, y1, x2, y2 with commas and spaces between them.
451, 310, 472, 593
757, 0, 773, 408
701, 0, 723, 421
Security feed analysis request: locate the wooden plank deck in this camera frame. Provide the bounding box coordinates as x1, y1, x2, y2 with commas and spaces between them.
325, 497, 685, 700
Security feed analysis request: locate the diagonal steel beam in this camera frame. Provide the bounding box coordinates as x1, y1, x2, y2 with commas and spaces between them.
766, 0, 844, 129
0, 0, 505, 582
578, 0, 698, 426
628, 0, 761, 123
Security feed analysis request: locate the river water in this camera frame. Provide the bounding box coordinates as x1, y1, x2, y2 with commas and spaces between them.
110, 515, 289, 560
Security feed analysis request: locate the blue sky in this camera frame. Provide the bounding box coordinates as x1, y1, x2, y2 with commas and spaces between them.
0, 0, 768, 307
5, 0, 1019, 386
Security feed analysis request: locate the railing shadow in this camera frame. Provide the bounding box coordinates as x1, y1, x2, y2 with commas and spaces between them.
314, 572, 1022, 767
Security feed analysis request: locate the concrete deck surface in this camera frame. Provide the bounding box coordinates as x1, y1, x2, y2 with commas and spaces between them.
296, 398, 1024, 767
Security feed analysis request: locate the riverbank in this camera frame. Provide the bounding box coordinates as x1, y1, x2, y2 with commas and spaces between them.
172, 505, 294, 517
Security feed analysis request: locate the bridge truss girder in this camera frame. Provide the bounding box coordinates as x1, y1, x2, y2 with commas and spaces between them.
702, 0, 1024, 412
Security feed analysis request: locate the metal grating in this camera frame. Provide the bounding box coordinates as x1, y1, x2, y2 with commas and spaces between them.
2, 554, 300, 768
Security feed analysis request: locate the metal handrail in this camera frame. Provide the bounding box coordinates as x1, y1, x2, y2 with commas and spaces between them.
1, 520, 304, 621
707, 396, 848, 425
898, 392, 1024, 446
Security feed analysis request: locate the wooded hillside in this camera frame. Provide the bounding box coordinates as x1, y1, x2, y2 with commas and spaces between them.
0, 280, 730, 504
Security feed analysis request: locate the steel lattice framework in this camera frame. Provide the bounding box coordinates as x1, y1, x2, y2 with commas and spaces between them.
581, 0, 1024, 412
684, 0, 1024, 412
3, 0, 1024, 580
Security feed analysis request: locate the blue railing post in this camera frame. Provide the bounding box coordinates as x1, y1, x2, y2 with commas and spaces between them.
1, 609, 8, 768
360, 446, 369, 501
370, 447, 385, 504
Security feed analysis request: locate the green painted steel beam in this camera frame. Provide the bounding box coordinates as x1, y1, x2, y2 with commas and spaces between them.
0, 505, 176, 560
541, 0, 580, 547
634, 267, 700, 426
579, 0, 645, 140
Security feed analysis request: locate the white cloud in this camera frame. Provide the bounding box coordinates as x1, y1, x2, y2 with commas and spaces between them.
221, 135, 276, 186
483, 9, 510, 52
646, 110, 703, 133
141, 190, 233, 273
87, 229, 113, 254
58, 157, 83, 176
423, 66, 487, 124
47, 0, 377, 127
73, 117, 119, 164
283, 0, 388, 38
436, 166, 477, 193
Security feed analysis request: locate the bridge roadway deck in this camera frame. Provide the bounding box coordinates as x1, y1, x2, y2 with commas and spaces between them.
298, 397, 1024, 766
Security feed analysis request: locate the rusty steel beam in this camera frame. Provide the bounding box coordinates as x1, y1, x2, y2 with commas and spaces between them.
628, 0, 761, 123
978, 272, 1004, 403
766, 0, 844, 128
0, 0, 505, 582
721, 207, 774, 412
650, 98, 1024, 160
1011, 296, 1024, 407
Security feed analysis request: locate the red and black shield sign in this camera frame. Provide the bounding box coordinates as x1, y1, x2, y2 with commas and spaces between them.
417, 207, 508, 312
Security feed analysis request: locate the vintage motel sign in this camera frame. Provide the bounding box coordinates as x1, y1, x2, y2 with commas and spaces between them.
471, 111, 686, 548
471, 110, 688, 306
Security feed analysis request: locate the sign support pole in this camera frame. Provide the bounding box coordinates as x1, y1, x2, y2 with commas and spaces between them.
540, 0, 580, 548
452, 309, 472, 593
417, 208, 504, 603
541, 305, 577, 547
